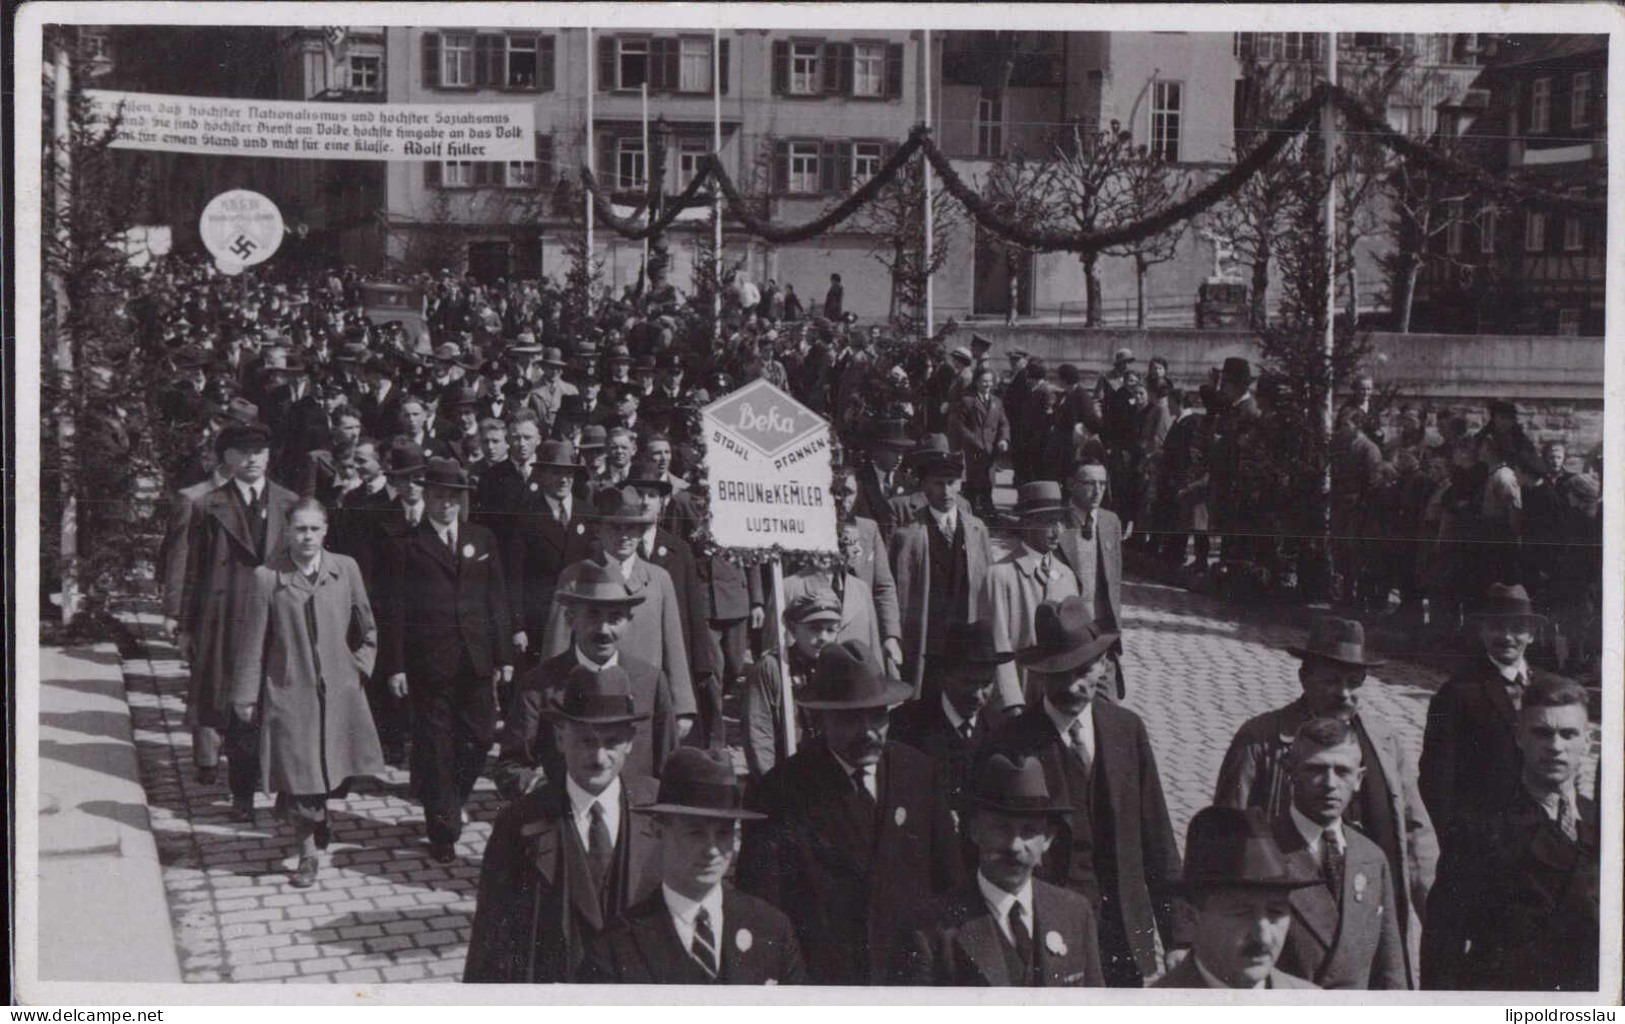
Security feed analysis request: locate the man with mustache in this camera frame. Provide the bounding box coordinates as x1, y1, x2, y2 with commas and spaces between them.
577, 748, 807, 984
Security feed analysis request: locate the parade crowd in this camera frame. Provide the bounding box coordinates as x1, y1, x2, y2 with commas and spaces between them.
138, 250, 1599, 991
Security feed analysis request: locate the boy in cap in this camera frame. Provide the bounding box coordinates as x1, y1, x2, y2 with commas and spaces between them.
577, 748, 807, 984
465, 665, 663, 982
890, 752, 1104, 986
741, 587, 842, 780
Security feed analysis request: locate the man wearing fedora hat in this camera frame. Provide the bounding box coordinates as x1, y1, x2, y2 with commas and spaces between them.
377, 458, 515, 863
1419, 582, 1561, 860
466, 665, 664, 983
506, 438, 595, 660
1152, 806, 1319, 989
984, 481, 1082, 712
495, 562, 677, 797
981, 596, 1186, 987
891, 752, 1104, 986
577, 748, 808, 984
1214, 616, 1436, 986
855, 419, 918, 546
738, 640, 965, 985
890, 434, 994, 703
539, 486, 698, 743
1207, 356, 1265, 564
176, 420, 300, 816
523, 346, 577, 431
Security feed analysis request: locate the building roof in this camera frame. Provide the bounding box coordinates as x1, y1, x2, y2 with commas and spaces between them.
1479, 34, 1608, 74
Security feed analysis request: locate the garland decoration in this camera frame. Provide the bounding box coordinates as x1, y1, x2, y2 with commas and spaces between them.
920, 83, 1329, 255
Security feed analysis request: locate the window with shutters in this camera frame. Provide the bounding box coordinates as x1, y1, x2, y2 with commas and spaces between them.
1525, 211, 1546, 252
1571, 71, 1591, 128
677, 138, 709, 189
507, 160, 537, 188
1150, 80, 1183, 162
615, 38, 649, 90
1530, 77, 1551, 133
349, 54, 381, 93
853, 42, 886, 97
852, 142, 883, 186
441, 32, 475, 87
975, 96, 1003, 157
787, 141, 820, 193
443, 161, 475, 187
1563, 216, 1583, 252
679, 37, 712, 92
790, 42, 821, 95
617, 138, 646, 190
507, 36, 538, 88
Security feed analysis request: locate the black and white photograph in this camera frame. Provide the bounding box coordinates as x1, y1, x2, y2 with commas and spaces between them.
11, 2, 1621, 1009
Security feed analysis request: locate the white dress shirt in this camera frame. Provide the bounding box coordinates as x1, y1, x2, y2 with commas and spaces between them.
1196, 956, 1266, 989
575, 647, 621, 671
435, 520, 458, 551
928, 505, 959, 539
1289, 804, 1345, 862
977, 870, 1035, 946
662, 883, 725, 965
565, 774, 622, 851
1043, 697, 1095, 764
830, 749, 877, 800
615, 551, 640, 579
1529, 781, 1581, 827
235, 478, 264, 508
941, 694, 977, 738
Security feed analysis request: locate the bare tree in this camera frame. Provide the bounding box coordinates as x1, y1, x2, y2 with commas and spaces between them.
850, 158, 962, 331
1101, 147, 1191, 327
977, 148, 1054, 323
1046, 120, 1141, 326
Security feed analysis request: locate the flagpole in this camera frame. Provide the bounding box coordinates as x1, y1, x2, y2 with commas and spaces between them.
585, 27, 596, 258
641, 81, 651, 285
713, 26, 723, 343
921, 28, 934, 340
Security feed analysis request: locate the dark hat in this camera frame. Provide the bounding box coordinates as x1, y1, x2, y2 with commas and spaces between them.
535, 439, 580, 470
545, 664, 652, 726
225, 397, 260, 424
1111, 347, 1136, 365
216, 420, 272, 454
633, 354, 658, 373
943, 621, 1014, 667
970, 333, 992, 352
906, 433, 964, 478
540, 346, 568, 368
657, 351, 684, 371
871, 418, 915, 451
449, 385, 481, 408
420, 457, 475, 491
1017, 597, 1119, 674
1221, 357, 1254, 385
555, 394, 589, 423
1487, 398, 1519, 418
970, 752, 1071, 817
624, 457, 672, 495
173, 346, 212, 370
1013, 481, 1067, 519
1288, 617, 1385, 668
553, 560, 646, 608
1008, 348, 1031, 360
635, 747, 764, 820
335, 341, 372, 364
1466, 582, 1548, 628
572, 340, 599, 359
1181, 806, 1321, 894
590, 485, 658, 525
607, 345, 632, 364
508, 332, 543, 356
577, 425, 608, 451
795, 640, 914, 710
784, 586, 843, 625
382, 439, 427, 478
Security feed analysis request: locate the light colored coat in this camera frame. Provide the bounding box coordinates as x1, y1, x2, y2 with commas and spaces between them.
981, 545, 1081, 710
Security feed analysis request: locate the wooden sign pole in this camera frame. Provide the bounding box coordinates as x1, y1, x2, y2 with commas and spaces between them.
770, 555, 795, 757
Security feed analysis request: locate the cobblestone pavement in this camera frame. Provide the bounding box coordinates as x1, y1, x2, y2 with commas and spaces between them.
121, 567, 1591, 984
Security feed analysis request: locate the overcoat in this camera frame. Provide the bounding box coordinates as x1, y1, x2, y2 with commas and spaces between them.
230, 551, 385, 795
889, 505, 993, 695
160, 475, 225, 619
180, 480, 299, 729
846, 516, 902, 646
577, 885, 809, 985
1055, 506, 1123, 635
853, 463, 915, 546
981, 546, 1081, 710
889, 878, 1105, 986
949, 393, 1011, 487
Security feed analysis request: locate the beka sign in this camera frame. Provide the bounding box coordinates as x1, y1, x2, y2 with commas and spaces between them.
702, 379, 838, 553
199, 190, 284, 271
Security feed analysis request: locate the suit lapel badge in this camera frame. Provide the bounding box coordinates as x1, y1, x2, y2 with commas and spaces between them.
735, 928, 753, 953
529, 481, 539, 492
657, 545, 668, 559
894, 806, 907, 827
462, 542, 477, 560
1045, 931, 1067, 956
576, 522, 586, 535
1353, 871, 1367, 903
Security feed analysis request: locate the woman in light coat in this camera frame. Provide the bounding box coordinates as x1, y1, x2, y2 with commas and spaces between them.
232, 498, 385, 887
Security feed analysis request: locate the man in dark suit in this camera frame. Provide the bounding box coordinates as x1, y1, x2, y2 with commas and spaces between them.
853, 420, 917, 548
891, 752, 1104, 986
377, 459, 515, 863
1056, 458, 1127, 700
980, 598, 1187, 987
1422, 676, 1598, 991
578, 748, 807, 984
473, 408, 548, 551
949, 365, 1011, 519
505, 439, 594, 664
1271, 718, 1407, 989
737, 641, 966, 985
494, 563, 676, 798
1153, 806, 1320, 990
1419, 583, 1561, 858
175, 423, 298, 811
1213, 617, 1436, 985
465, 666, 662, 983
355, 358, 405, 441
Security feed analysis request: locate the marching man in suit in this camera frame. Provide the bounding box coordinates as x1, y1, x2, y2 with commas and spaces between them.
1153, 806, 1320, 990
377, 458, 514, 863
949, 365, 1011, 520
1056, 458, 1128, 700
1270, 718, 1407, 989
1213, 617, 1435, 985
506, 439, 595, 666
737, 641, 966, 985
464, 666, 662, 983
891, 752, 1104, 986
981, 598, 1187, 987
983, 481, 1081, 711
854, 419, 917, 547
578, 747, 808, 985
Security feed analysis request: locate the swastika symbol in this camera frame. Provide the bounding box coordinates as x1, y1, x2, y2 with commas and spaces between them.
228, 235, 259, 260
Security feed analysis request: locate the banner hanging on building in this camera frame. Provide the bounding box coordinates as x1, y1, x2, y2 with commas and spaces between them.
85, 89, 536, 161
702, 380, 839, 554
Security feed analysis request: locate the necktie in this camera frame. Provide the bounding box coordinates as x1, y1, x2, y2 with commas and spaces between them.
691, 907, 720, 977
851, 767, 873, 805
1507, 674, 1526, 713
1008, 902, 1034, 970
587, 800, 613, 891
1556, 795, 1578, 842
1080, 513, 1094, 541
1322, 828, 1346, 896
1039, 554, 1054, 595
959, 720, 975, 741
1067, 718, 1092, 772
